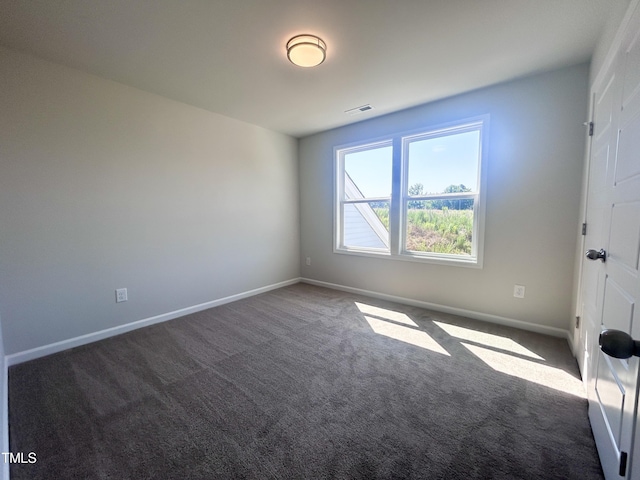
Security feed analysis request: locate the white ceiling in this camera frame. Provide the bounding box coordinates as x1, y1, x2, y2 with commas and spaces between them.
0, 0, 623, 137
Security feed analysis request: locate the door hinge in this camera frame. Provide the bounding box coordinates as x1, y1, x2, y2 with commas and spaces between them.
620, 451, 628, 476
588, 121, 594, 136
575, 316, 580, 329
582, 223, 587, 235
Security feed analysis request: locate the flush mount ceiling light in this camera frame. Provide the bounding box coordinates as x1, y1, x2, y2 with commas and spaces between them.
286, 34, 326, 67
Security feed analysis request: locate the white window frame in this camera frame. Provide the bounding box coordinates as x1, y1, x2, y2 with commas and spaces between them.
334, 116, 489, 268
334, 139, 393, 255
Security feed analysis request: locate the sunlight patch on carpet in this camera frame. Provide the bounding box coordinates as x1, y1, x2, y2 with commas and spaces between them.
356, 302, 419, 327
462, 343, 585, 398
364, 316, 450, 356
433, 321, 544, 360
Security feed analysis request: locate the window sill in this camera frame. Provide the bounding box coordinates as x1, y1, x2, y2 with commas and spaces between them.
334, 247, 482, 269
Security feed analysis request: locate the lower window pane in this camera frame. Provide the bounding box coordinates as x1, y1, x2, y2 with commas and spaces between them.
405, 200, 474, 255
343, 202, 390, 250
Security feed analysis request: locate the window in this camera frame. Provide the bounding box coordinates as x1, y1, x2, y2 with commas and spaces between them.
337, 141, 392, 251
335, 117, 487, 267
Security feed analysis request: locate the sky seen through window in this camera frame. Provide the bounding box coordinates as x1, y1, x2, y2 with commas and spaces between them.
344, 130, 480, 197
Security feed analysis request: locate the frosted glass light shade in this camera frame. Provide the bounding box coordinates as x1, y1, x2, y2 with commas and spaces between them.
287, 34, 326, 67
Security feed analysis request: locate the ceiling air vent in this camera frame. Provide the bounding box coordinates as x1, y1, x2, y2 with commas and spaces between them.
345, 104, 374, 116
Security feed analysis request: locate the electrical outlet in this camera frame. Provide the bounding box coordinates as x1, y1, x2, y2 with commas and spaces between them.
116, 288, 128, 303
306, 257, 311, 266
513, 285, 525, 299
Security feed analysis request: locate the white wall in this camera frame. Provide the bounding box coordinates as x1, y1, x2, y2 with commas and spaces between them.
0, 46, 300, 356
299, 64, 589, 331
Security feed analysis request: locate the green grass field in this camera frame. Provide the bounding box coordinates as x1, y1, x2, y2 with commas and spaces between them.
374, 208, 473, 255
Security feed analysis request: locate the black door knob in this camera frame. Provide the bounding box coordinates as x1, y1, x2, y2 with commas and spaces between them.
599, 329, 640, 359
586, 249, 606, 262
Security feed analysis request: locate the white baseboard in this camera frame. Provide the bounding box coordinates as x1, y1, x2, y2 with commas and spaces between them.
5, 278, 301, 367
301, 277, 572, 342
5, 276, 573, 368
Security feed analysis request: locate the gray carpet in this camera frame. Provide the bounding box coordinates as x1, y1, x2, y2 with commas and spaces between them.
8, 283, 603, 479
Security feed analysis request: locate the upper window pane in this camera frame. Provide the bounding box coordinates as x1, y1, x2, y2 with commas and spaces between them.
407, 130, 480, 194
344, 145, 392, 198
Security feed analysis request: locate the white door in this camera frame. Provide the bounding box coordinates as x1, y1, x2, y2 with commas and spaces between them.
581, 7, 640, 478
